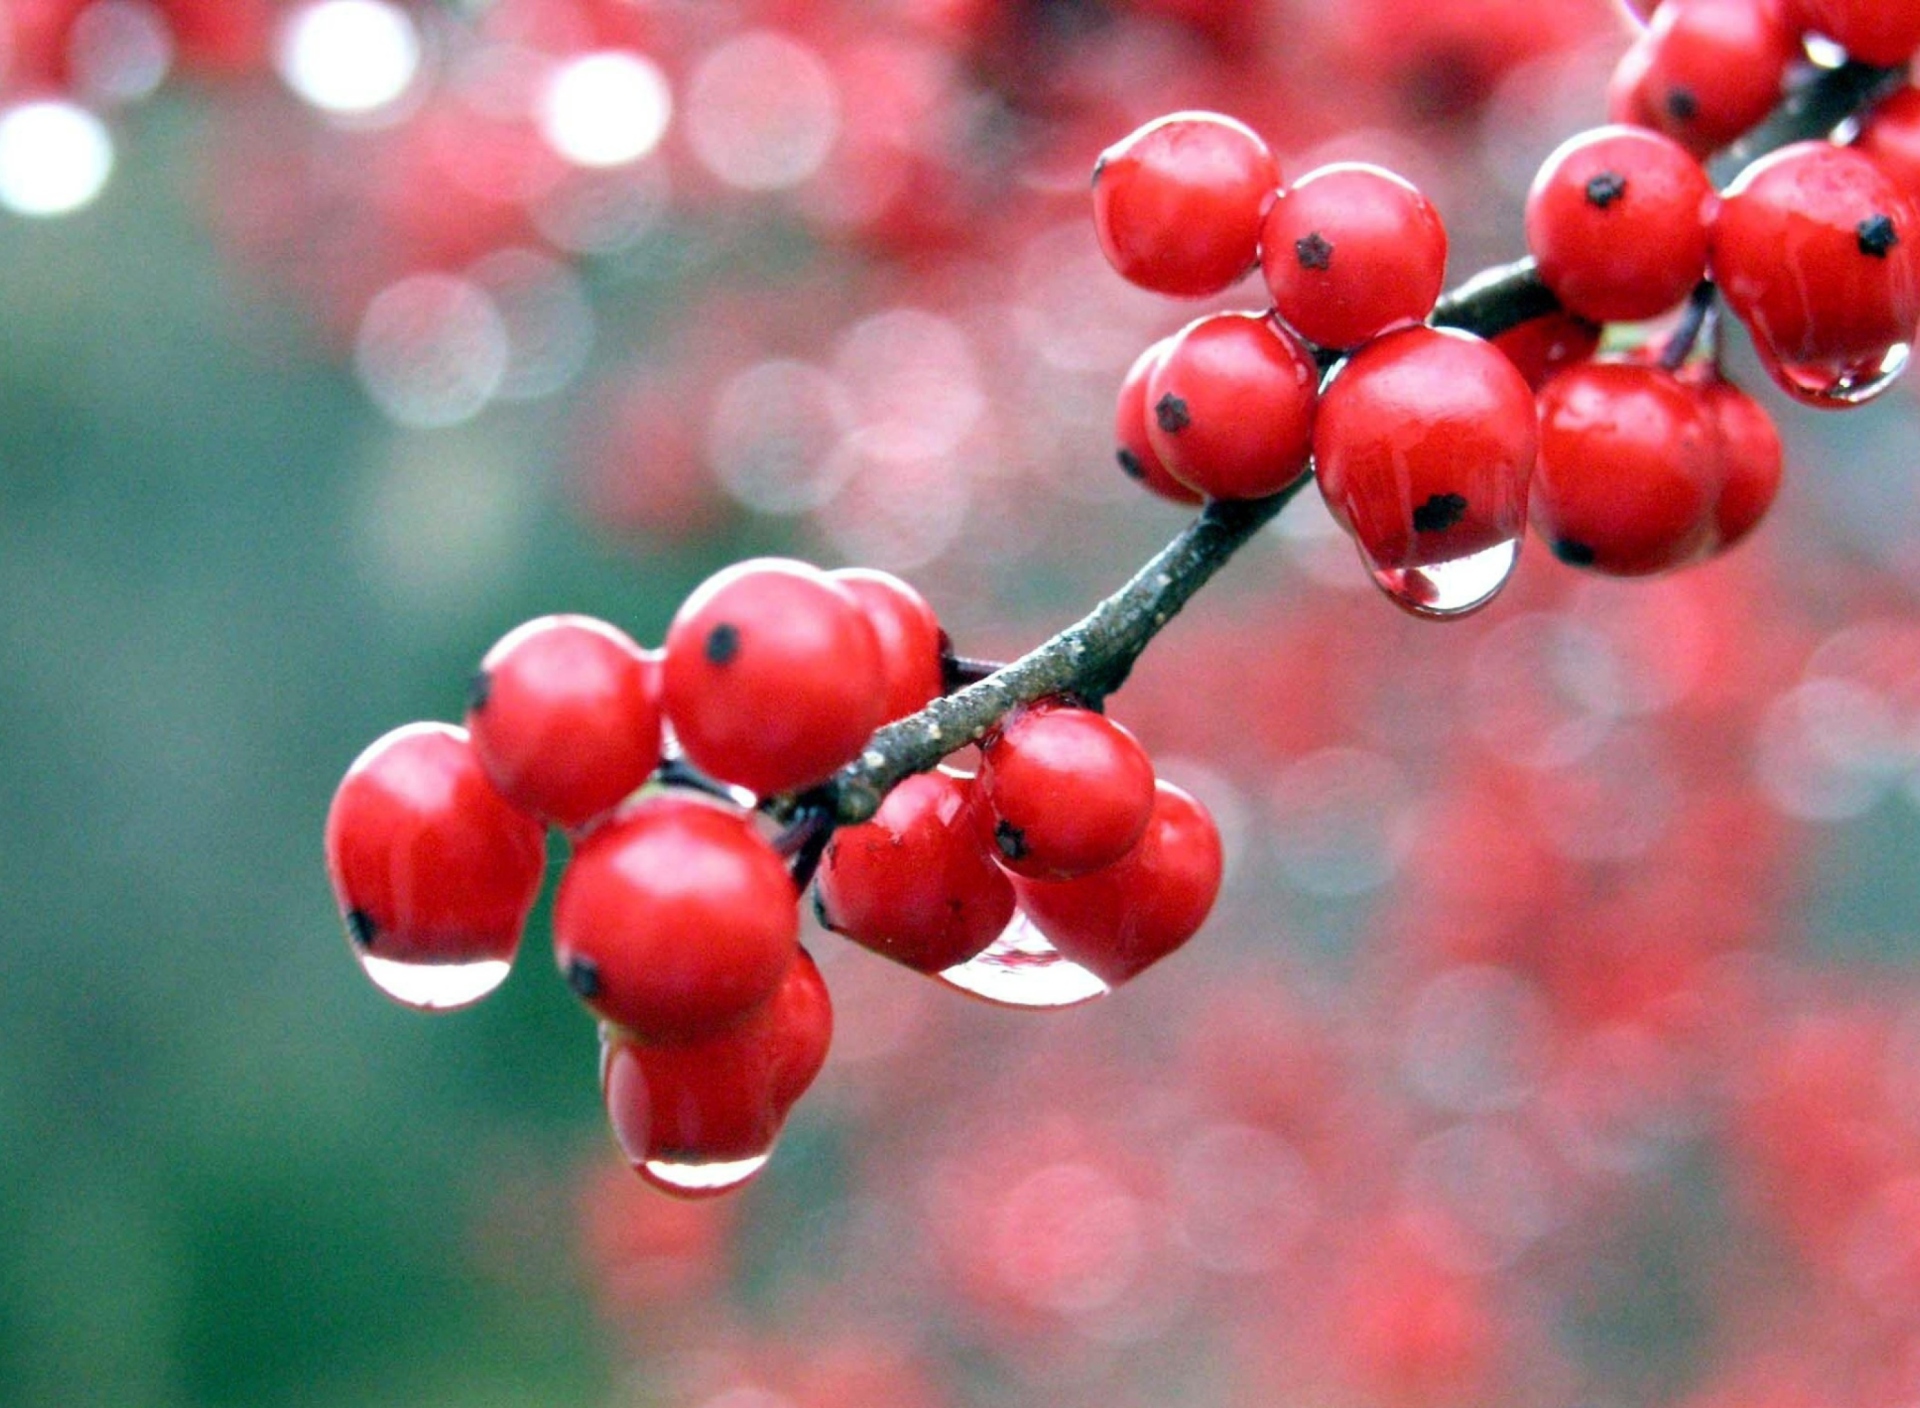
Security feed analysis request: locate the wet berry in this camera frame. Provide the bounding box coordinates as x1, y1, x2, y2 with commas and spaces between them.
600, 947, 832, 1197
1091, 111, 1280, 298
554, 793, 799, 1042
1608, 0, 1798, 157
1259, 162, 1448, 350
1531, 360, 1721, 575
816, 769, 1015, 972
1144, 311, 1318, 501
1525, 125, 1715, 323
663, 558, 887, 796
324, 722, 546, 1009
829, 567, 945, 725
980, 704, 1157, 880
466, 615, 662, 832
1312, 325, 1538, 617
1711, 141, 1920, 405
1012, 780, 1223, 986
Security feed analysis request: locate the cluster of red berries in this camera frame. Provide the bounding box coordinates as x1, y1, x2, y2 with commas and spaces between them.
1098, 0, 1920, 614
817, 705, 1222, 991
325, 556, 1222, 1195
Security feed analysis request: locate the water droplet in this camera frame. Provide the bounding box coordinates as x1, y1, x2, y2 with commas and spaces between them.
356, 954, 511, 1011
640, 1152, 771, 1196
1762, 341, 1911, 408
935, 911, 1109, 1009
1364, 537, 1520, 619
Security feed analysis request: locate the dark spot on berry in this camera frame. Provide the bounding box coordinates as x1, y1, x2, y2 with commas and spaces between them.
1859, 213, 1899, 258
565, 956, 602, 999
1412, 492, 1469, 533
1154, 393, 1191, 433
1090, 153, 1106, 188
1295, 231, 1334, 271
1666, 88, 1698, 122
1117, 447, 1146, 481
345, 909, 377, 950
1553, 538, 1597, 567
994, 819, 1029, 861
466, 670, 491, 713
705, 622, 741, 666
1584, 171, 1626, 208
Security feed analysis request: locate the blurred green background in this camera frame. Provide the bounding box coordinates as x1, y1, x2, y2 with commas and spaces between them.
0, 98, 685, 1407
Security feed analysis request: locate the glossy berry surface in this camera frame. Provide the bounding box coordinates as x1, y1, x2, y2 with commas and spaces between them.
324, 721, 546, 1002
1525, 125, 1714, 323
1700, 373, 1784, 550
553, 794, 799, 1042
1609, 0, 1798, 157
1855, 86, 1920, 208
816, 769, 1015, 972
1491, 311, 1602, 389
1012, 780, 1223, 986
1143, 311, 1318, 501
1710, 141, 1920, 403
1531, 361, 1720, 575
1114, 338, 1205, 507
1091, 111, 1279, 298
1312, 326, 1537, 616
1259, 162, 1448, 350
1789, 0, 1920, 66
662, 558, 886, 797
465, 615, 661, 832
979, 704, 1157, 880
600, 947, 832, 1195
828, 567, 945, 726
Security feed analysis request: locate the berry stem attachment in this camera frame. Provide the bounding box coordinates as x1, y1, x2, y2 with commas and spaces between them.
1660, 280, 1720, 370
941, 654, 1008, 692
820, 478, 1312, 825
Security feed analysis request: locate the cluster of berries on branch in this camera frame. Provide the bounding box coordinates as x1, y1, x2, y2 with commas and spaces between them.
326, 557, 1222, 1196
1100, 0, 1920, 616
329, 0, 1920, 1201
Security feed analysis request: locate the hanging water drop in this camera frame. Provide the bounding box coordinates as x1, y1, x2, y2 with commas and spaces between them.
1363, 536, 1520, 620
1760, 340, 1912, 409
356, 953, 513, 1011
936, 911, 1110, 1009
640, 1151, 773, 1197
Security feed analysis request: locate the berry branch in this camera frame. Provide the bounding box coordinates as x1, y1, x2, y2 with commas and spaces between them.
814, 54, 1905, 831
816, 475, 1314, 825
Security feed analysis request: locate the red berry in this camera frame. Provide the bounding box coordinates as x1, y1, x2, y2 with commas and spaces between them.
662, 558, 887, 796
1699, 373, 1785, 550
1854, 87, 1920, 209
1312, 325, 1538, 617
1259, 162, 1448, 350
1789, 0, 1920, 66
601, 947, 832, 1197
1608, 0, 1798, 157
828, 567, 945, 725
324, 722, 546, 1010
1090, 111, 1280, 298
1114, 338, 1205, 507
1143, 311, 1318, 501
1525, 125, 1715, 323
465, 615, 662, 832
816, 769, 1016, 972
979, 704, 1157, 879
1531, 360, 1721, 575
1711, 141, 1920, 404
1012, 780, 1223, 986
1491, 311, 1603, 390
553, 793, 799, 1042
